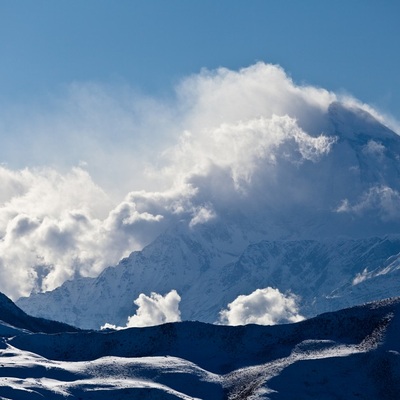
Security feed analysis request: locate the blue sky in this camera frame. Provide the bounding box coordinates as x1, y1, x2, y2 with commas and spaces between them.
1, 1, 399, 114
2, 1, 400, 299
1, 0, 399, 196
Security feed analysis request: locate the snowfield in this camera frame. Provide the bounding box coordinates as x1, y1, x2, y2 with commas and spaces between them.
1, 293, 400, 399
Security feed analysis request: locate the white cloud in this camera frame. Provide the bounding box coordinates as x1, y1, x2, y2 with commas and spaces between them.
362, 140, 385, 157
163, 115, 336, 192
0, 166, 166, 299
176, 63, 335, 135
336, 186, 400, 221
189, 204, 216, 227
101, 290, 181, 329
218, 287, 304, 326
352, 268, 370, 285
0, 62, 399, 300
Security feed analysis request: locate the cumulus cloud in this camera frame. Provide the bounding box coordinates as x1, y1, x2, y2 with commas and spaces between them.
218, 287, 304, 326
164, 115, 336, 191
176, 63, 335, 135
101, 290, 181, 329
0, 62, 398, 300
0, 166, 165, 299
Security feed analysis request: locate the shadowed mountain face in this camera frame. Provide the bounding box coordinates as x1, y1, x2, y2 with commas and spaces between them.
0, 291, 78, 334
2, 295, 400, 399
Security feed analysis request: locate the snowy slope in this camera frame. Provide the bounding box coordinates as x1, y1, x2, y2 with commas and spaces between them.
2, 296, 400, 399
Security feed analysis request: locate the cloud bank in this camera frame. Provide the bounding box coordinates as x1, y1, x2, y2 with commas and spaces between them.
218, 287, 304, 326
101, 290, 181, 329
0, 166, 165, 298
1, 62, 399, 300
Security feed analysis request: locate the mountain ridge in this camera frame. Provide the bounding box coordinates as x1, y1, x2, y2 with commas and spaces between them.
17, 233, 400, 329
0, 291, 79, 334
2, 296, 400, 399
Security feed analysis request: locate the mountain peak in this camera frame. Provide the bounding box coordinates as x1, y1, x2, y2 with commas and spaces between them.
327, 101, 398, 142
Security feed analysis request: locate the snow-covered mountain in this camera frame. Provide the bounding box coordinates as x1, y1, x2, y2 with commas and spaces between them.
3, 293, 400, 399
17, 101, 400, 329
17, 231, 400, 329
